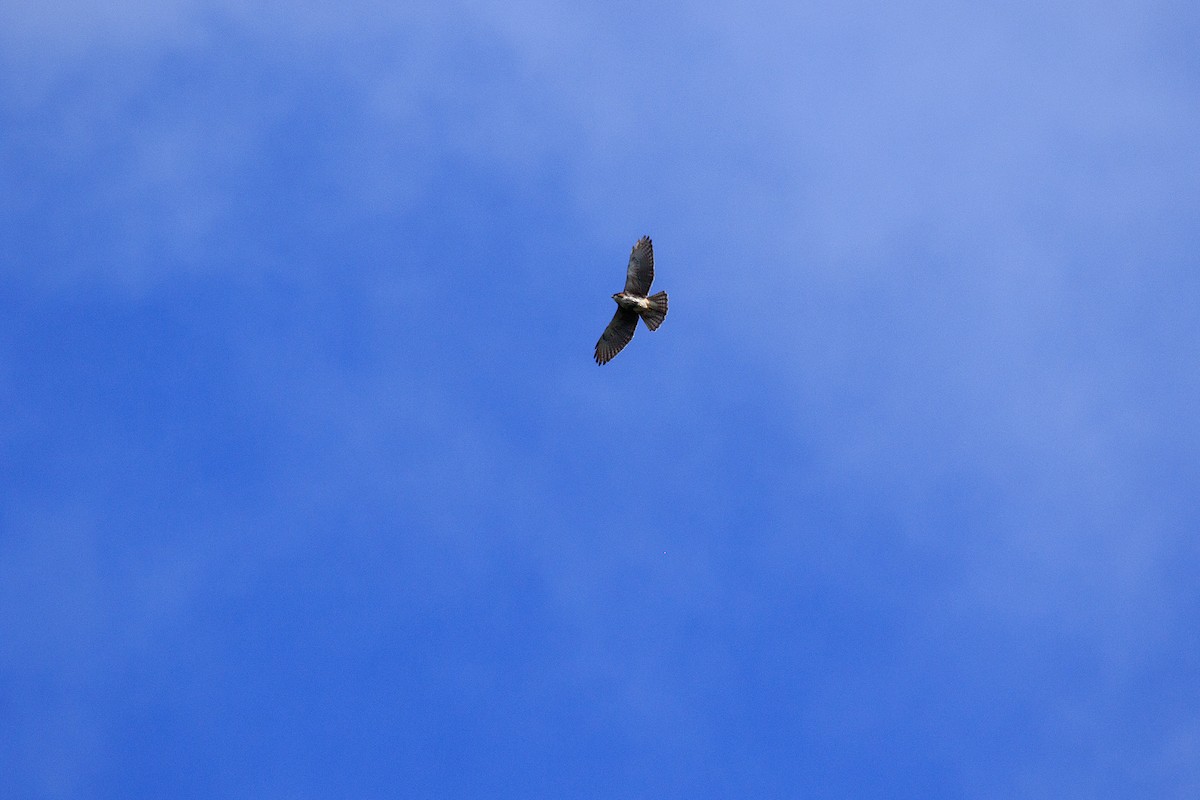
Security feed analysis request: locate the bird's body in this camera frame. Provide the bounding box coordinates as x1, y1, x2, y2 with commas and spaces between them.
613, 292, 654, 312
594, 236, 668, 365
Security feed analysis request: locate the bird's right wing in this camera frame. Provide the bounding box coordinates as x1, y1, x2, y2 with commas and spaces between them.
624, 236, 654, 295
594, 308, 639, 365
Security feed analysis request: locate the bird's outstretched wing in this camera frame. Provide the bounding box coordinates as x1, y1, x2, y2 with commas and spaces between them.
595, 308, 639, 365
624, 236, 654, 295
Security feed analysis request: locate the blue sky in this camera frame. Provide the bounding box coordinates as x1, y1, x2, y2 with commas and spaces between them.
2, 1, 1199, 797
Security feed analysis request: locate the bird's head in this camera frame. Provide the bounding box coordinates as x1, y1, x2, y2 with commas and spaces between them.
611, 292, 621, 302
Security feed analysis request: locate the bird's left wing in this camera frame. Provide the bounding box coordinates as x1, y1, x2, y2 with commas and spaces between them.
624, 236, 654, 295
594, 308, 639, 365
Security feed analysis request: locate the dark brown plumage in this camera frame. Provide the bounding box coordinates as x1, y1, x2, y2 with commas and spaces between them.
595, 236, 669, 365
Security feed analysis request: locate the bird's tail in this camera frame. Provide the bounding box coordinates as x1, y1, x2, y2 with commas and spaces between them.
642, 291, 668, 330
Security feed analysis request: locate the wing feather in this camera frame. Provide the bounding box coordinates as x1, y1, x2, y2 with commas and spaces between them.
594, 308, 639, 365
624, 236, 654, 295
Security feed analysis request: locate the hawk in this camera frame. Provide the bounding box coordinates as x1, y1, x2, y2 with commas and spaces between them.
594, 236, 669, 365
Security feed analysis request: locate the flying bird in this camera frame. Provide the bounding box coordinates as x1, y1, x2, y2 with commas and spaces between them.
594, 236, 669, 365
